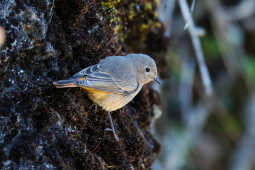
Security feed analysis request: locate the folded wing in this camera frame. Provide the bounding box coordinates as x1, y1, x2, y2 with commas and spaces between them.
73, 57, 138, 95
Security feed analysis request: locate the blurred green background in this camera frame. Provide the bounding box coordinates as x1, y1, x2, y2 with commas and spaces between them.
154, 0, 255, 170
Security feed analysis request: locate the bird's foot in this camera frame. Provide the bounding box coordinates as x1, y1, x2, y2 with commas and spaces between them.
105, 112, 120, 142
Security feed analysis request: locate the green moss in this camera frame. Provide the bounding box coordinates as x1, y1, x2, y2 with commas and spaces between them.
101, 0, 120, 9
128, 9, 135, 20
100, 0, 164, 52
121, 1, 163, 50
145, 3, 153, 11
101, 0, 121, 24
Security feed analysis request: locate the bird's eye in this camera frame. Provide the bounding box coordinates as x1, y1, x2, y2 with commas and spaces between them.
146, 67, 150, 72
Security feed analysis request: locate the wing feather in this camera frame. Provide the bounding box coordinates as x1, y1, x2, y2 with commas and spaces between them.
73, 59, 138, 95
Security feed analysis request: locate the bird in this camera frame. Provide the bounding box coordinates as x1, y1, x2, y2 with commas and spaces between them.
53, 53, 160, 141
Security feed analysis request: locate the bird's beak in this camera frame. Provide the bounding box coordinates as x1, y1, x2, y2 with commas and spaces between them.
154, 76, 161, 85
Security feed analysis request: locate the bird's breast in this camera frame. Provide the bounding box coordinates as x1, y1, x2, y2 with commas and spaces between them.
82, 86, 142, 111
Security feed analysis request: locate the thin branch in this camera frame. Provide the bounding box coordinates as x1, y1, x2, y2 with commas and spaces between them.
179, 56, 195, 120
227, 0, 255, 21
158, 0, 176, 37
178, 0, 213, 96
191, 0, 196, 12
184, 0, 197, 30
205, 0, 244, 76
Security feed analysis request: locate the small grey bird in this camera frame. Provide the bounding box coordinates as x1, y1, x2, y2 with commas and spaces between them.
53, 53, 160, 141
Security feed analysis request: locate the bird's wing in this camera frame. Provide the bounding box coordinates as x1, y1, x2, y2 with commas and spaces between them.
73, 59, 138, 95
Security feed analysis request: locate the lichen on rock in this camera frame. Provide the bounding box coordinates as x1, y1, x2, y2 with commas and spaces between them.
0, 0, 165, 169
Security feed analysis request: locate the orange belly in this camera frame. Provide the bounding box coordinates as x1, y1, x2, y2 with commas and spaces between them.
81, 87, 134, 111
82, 87, 110, 101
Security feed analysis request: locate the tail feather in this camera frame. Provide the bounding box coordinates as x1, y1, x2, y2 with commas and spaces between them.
53, 79, 78, 88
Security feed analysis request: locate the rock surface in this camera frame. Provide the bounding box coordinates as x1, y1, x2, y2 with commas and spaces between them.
0, 0, 166, 169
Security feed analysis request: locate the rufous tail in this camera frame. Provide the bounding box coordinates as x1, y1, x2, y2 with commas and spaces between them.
53, 79, 78, 88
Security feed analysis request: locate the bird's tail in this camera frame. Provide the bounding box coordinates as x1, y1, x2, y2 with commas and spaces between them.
53, 79, 78, 88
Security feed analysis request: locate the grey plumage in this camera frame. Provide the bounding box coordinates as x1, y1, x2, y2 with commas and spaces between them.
53, 53, 158, 111
53, 53, 159, 141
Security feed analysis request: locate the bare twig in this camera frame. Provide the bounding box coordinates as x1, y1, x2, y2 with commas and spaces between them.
179, 56, 195, 120
205, 0, 244, 76
184, 0, 197, 29
191, 0, 196, 12
178, 0, 213, 96
158, 0, 176, 37
227, 0, 255, 21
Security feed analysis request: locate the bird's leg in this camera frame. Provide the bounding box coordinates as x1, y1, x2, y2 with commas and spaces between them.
107, 112, 120, 142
